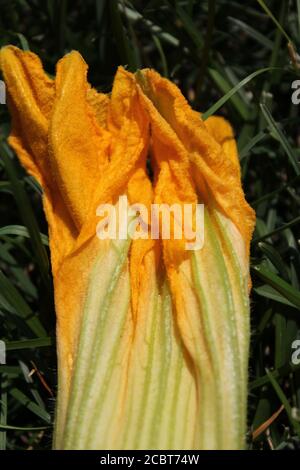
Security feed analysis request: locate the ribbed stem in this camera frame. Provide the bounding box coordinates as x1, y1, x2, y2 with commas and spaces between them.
54, 207, 250, 450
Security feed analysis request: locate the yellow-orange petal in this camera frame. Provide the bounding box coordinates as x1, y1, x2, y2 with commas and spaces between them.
136, 72, 198, 271
0, 46, 54, 185
49, 51, 111, 230
74, 67, 152, 315
0, 46, 77, 272
141, 68, 255, 260
90, 67, 150, 208
86, 87, 110, 129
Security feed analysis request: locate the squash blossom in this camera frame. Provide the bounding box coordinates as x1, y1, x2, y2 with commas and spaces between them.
0, 46, 255, 450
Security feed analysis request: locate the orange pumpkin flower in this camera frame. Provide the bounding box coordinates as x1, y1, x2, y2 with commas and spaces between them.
0, 46, 255, 449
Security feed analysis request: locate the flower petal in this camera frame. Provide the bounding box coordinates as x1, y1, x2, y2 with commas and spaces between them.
50, 51, 111, 230
0, 46, 77, 272
135, 68, 255, 449
141, 69, 255, 260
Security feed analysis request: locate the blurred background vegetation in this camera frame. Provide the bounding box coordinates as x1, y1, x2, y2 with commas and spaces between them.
0, 0, 300, 450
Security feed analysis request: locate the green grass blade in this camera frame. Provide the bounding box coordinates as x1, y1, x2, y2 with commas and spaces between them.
254, 285, 297, 309
256, 0, 292, 44
0, 424, 49, 431
250, 363, 300, 391
0, 181, 11, 193
258, 242, 290, 281
252, 265, 300, 310
266, 370, 300, 438
0, 225, 49, 246
253, 216, 300, 243
16, 33, 29, 51
208, 68, 250, 120
239, 130, 267, 159
228, 16, 273, 49
0, 270, 47, 337
0, 142, 50, 290
202, 67, 278, 119
5, 338, 53, 351
175, 2, 203, 50
152, 35, 169, 77
9, 388, 51, 424
260, 103, 300, 176
122, 5, 179, 47
110, 0, 137, 71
